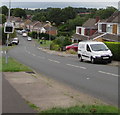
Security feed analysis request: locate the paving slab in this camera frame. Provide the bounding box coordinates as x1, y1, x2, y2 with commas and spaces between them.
3, 72, 106, 111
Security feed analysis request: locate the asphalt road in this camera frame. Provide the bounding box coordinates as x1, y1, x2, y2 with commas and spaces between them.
8, 34, 119, 106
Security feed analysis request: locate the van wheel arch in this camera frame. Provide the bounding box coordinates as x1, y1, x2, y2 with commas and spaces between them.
91, 56, 95, 64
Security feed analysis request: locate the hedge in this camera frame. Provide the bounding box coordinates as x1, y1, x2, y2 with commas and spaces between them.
104, 42, 120, 61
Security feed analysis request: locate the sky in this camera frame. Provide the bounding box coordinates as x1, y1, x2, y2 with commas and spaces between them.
1, 0, 120, 2
1, 0, 119, 9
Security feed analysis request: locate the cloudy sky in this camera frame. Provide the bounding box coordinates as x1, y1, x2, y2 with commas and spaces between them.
1, 0, 120, 2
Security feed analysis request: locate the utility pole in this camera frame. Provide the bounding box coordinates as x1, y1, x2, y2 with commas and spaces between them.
5, 0, 11, 64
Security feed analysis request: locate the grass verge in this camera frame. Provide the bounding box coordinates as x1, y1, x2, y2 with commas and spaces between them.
40, 105, 118, 114
34, 39, 52, 48
1, 57, 32, 72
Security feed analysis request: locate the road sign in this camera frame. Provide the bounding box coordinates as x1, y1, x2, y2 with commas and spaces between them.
4, 22, 14, 34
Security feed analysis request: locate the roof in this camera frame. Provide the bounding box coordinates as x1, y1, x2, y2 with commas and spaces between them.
72, 34, 89, 41
106, 11, 120, 23
33, 21, 45, 27
82, 18, 98, 29
44, 26, 57, 31
102, 33, 120, 42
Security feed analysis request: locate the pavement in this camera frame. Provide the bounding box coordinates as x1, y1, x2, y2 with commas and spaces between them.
3, 72, 105, 112
2, 74, 36, 114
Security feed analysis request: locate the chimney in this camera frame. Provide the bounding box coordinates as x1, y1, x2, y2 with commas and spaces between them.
96, 16, 100, 23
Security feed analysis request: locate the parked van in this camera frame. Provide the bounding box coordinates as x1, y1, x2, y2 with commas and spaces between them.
78, 41, 113, 63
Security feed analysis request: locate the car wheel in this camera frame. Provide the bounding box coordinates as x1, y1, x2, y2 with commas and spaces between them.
79, 55, 83, 62
91, 57, 95, 64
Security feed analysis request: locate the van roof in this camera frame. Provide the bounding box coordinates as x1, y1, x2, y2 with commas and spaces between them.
79, 40, 104, 44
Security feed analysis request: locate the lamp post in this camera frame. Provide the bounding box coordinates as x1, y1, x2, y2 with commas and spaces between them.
46, 21, 51, 49
6, 0, 11, 64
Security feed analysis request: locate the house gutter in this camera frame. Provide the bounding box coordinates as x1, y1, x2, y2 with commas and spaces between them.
93, 33, 108, 40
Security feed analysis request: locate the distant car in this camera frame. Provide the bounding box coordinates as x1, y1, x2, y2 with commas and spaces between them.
22, 33, 27, 37
27, 37, 32, 41
11, 37, 19, 45
65, 43, 78, 51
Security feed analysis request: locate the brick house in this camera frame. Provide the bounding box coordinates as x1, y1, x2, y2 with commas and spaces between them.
72, 17, 100, 42
93, 11, 120, 42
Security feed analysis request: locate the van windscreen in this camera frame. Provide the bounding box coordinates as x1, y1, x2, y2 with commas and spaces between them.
90, 44, 108, 51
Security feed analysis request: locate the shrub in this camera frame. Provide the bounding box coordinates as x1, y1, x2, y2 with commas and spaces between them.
66, 49, 77, 54
104, 42, 120, 61
50, 43, 60, 51
50, 36, 72, 51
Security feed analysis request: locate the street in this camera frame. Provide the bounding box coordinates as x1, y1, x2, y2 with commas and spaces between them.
8, 34, 118, 106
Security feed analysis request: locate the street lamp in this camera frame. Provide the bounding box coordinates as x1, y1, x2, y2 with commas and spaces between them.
46, 21, 51, 49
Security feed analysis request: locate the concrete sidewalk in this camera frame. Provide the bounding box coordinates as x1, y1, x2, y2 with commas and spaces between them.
3, 72, 106, 112
2, 74, 36, 114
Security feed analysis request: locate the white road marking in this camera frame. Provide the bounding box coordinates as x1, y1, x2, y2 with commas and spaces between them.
1, 51, 3, 53
66, 64, 86, 69
86, 78, 90, 80
32, 54, 36, 56
48, 59, 60, 63
98, 71, 119, 77
37, 47, 42, 50
38, 56, 45, 59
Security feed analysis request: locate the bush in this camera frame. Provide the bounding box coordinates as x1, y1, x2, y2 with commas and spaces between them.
50, 43, 60, 51
105, 42, 120, 61
50, 36, 72, 51
66, 49, 77, 54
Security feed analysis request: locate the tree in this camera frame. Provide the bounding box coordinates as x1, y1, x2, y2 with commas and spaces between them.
0, 5, 8, 16
0, 14, 6, 24
32, 12, 47, 22
47, 8, 62, 25
93, 7, 117, 19
61, 7, 77, 22
12, 8, 27, 18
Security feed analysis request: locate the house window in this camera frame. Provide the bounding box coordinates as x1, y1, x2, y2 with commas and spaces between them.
102, 24, 107, 32
107, 24, 112, 34
118, 25, 120, 34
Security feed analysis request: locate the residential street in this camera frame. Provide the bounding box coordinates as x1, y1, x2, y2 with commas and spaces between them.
8, 34, 119, 106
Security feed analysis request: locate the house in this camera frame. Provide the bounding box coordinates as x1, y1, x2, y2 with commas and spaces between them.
93, 11, 120, 42
72, 17, 100, 42
31, 21, 57, 35
9, 16, 24, 29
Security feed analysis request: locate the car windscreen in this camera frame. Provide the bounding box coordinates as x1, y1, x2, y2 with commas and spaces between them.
90, 44, 109, 51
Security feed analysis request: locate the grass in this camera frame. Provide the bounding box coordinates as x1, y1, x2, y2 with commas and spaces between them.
35, 39, 52, 48
1, 57, 32, 72
40, 105, 119, 114
26, 101, 40, 111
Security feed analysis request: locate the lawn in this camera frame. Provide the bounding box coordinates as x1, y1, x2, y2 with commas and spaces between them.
35, 39, 52, 48
1, 57, 32, 72
40, 105, 119, 114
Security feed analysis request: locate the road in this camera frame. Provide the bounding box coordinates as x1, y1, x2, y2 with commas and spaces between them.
8, 34, 118, 106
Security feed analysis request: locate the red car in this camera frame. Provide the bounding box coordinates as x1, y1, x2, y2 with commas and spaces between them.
65, 43, 78, 51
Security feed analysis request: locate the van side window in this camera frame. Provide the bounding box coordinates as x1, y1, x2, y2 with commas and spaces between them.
86, 44, 91, 52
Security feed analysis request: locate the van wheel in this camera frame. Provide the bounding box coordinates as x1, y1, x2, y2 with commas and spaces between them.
79, 55, 83, 62
91, 57, 95, 64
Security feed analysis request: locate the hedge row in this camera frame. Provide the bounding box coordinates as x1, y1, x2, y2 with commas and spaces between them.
104, 42, 120, 61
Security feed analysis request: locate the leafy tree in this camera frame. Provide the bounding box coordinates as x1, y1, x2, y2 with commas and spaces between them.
47, 8, 62, 25
93, 7, 117, 19
0, 14, 6, 24
32, 12, 47, 22
61, 7, 77, 22
0, 5, 8, 16
12, 8, 27, 18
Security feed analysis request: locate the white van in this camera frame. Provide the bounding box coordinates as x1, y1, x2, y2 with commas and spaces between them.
78, 41, 113, 63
